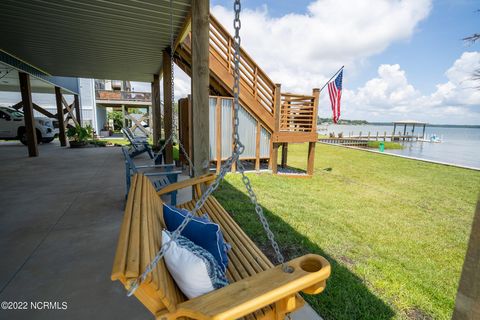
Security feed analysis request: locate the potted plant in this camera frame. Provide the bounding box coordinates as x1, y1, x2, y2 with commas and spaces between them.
67, 125, 92, 148
99, 124, 112, 138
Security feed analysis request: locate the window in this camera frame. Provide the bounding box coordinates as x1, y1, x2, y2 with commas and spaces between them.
9, 110, 23, 118
95, 80, 106, 90
0, 111, 9, 119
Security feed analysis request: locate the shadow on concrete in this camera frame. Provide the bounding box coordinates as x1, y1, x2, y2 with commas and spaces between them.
215, 180, 396, 320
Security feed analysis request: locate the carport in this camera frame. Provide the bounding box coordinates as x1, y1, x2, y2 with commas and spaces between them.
0, 56, 81, 156
0, 0, 204, 171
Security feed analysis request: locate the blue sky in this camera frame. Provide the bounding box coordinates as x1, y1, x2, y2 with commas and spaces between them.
365, 0, 479, 93
209, 0, 480, 124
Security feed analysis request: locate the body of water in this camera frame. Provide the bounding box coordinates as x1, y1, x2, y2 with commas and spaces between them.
319, 124, 480, 169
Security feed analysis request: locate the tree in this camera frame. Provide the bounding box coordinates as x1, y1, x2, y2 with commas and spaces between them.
463, 10, 480, 88
107, 110, 123, 131
463, 33, 480, 44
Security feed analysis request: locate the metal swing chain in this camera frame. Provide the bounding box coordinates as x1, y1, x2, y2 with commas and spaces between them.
127, 0, 287, 297
231, 0, 287, 271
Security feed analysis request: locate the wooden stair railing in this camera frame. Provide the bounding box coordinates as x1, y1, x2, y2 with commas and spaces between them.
177, 15, 277, 131
209, 16, 276, 115
176, 14, 318, 141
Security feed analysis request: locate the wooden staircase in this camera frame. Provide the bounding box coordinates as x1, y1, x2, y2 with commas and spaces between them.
175, 15, 319, 175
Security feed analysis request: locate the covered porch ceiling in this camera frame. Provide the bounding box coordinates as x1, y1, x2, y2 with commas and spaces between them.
0, 0, 191, 82
0, 61, 78, 94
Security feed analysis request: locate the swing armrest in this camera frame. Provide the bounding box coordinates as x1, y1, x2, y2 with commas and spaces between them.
156, 173, 216, 196
157, 254, 331, 320
136, 164, 176, 169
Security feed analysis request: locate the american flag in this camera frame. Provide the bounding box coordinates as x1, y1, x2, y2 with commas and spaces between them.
328, 70, 343, 124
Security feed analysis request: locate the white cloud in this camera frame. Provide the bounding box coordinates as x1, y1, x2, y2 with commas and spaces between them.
431, 51, 480, 106
342, 52, 480, 124
212, 0, 432, 93
171, 66, 191, 101
180, 0, 477, 124
352, 64, 419, 107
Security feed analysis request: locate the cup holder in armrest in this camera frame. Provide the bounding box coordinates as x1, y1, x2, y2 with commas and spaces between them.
300, 257, 323, 273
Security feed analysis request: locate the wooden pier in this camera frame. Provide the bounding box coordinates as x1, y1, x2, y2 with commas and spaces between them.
319, 130, 425, 147
318, 138, 369, 146
345, 131, 422, 141
322, 121, 428, 144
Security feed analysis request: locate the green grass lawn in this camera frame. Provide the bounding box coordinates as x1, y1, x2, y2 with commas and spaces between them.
214, 143, 480, 320
98, 138, 131, 146
367, 140, 403, 149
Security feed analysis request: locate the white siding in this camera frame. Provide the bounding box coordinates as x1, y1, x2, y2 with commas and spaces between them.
78, 78, 95, 127
207, 97, 271, 161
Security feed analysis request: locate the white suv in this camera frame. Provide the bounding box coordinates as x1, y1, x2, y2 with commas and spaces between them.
0, 106, 59, 144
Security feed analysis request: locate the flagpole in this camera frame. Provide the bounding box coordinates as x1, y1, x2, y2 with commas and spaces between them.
319, 65, 344, 93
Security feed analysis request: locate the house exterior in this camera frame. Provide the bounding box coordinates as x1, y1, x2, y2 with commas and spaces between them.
0, 77, 152, 135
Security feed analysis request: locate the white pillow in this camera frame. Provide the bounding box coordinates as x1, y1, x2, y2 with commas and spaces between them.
162, 230, 228, 299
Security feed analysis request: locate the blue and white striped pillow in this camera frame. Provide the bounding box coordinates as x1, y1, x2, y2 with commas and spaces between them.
162, 230, 228, 299
163, 204, 230, 272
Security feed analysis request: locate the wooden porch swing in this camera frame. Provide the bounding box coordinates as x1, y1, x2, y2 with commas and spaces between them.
112, 173, 330, 319
111, 1, 330, 319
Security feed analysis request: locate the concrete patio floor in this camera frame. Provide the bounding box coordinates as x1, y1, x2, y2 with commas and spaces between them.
0, 142, 320, 320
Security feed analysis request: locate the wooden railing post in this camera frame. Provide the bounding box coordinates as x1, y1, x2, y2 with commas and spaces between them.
271, 83, 281, 174
273, 84, 281, 133
312, 88, 320, 133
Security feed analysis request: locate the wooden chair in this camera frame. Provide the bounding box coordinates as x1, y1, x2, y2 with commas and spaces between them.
122, 127, 154, 159
121, 147, 182, 205
111, 173, 331, 319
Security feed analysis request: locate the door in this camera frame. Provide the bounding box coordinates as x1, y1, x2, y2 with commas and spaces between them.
0, 110, 14, 137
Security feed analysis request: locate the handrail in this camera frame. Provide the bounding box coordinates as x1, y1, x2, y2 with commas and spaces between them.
209, 15, 276, 116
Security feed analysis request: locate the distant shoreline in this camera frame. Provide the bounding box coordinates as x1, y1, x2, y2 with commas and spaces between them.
367, 123, 480, 128
318, 120, 480, 128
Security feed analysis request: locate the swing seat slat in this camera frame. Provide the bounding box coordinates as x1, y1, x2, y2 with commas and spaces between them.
111, 173, 331, 319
